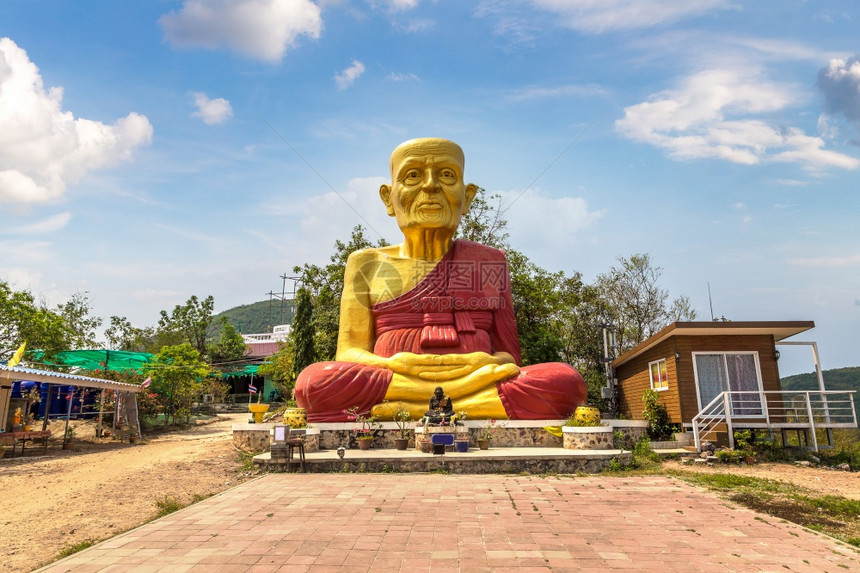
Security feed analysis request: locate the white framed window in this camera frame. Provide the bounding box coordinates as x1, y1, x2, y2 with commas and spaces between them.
649, 358, 669, 391
692, 351, 763, 417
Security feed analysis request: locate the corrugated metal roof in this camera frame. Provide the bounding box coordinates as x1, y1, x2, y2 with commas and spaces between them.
244, 342, 281, 358
0, 364, 143, 392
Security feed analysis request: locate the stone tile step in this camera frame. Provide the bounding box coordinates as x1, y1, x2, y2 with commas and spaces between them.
254, 446, 633, 474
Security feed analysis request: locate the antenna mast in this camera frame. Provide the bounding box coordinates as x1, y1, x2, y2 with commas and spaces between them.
707, 282, 715, 321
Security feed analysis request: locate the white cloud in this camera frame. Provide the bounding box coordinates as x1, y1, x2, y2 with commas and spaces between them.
0, 268, 43, 292
298, 177, 394, 241
159, 0, 322, 63
382, 0, 419, 11
3, 212, 72, 234
0, 38, 153, 204
497, 188, 604, 253
531, 0, 734, 33
191, 92, 233, 124
0, 240, 53, 264
788, 254, 860, 267
334, 60, 366, 90
817, 56, 860, 126
616, 68, 860, 172
388, 72, 420, 82
771, 179, 807, 187
507, 83, 608, 101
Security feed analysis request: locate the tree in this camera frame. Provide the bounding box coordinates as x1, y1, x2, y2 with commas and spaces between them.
58, 291, 103, 349
207, 319, 247, 364
143, 343, 211, 426
290, 287, 315, 380
0, 279, 69, 362
105, 316, 161, 353
257, 339, 296, 402
596, 253, 698, 352
457, 188, 509, 249
507, 250, 566, 365
294, 225, 387, 360
104, 315, 134, 350
157, 295, 215, 356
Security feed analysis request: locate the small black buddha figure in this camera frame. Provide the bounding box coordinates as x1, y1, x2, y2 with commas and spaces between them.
424, 386, 454, 425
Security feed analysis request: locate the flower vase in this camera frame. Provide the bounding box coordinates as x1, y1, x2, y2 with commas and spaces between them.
477, 439, 490, 450
358, 439, 372, 450
248, 403, 270, 424
394, 438, 409, 450
455, 440, 469, 453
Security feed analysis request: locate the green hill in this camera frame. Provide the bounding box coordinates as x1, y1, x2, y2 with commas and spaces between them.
781, 366, 860, 413
209, 299, 294, 337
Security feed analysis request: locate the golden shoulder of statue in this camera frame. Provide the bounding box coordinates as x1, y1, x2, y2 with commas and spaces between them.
295, 138, 586, 422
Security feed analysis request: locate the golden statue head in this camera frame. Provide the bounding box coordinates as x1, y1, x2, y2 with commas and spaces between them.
379, 138, 478, 234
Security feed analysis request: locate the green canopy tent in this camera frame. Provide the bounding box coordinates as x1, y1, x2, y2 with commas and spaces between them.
31, 349, 154, 373
220, 364, 259, 377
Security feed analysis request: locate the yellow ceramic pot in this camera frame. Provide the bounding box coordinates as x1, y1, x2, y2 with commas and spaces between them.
248, 403, 270, 424
283, 407, 307, 428
573, 405, 601, 426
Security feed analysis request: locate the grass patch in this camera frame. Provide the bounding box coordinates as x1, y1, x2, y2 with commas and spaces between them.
667, 469, 860, 546
56, 540, 95, 559
154, 493, 211, 519
155, 496, 185, 518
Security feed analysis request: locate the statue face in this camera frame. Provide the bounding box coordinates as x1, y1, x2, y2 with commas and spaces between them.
380, 138, 477, 233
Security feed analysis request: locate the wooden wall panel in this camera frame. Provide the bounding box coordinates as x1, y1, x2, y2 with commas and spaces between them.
617, 334, 780, 424
617, 339, 680, 422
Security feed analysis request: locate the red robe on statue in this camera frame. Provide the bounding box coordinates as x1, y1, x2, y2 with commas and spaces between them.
295, 240, 586, 421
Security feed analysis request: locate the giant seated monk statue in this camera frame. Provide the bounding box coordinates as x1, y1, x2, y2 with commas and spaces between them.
295, 138, 587, 422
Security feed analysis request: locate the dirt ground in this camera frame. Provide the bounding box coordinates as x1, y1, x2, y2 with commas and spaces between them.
1, 417, 858, 573
663, 458, 860, 499
0, 414, 256, 573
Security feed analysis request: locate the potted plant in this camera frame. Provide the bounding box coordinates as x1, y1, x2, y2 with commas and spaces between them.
282, 398, 307, 429
390, 403, 412, 450
128, 424, 138, 444
345, 406, 378, 450
477, 419, 500, 450
572, 404, 601, 426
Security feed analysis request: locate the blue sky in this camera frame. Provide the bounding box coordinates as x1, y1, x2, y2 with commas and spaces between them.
1, 0, 858, 376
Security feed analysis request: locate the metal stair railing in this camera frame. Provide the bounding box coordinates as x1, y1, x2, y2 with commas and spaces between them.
692, 392, 730, 453
692, 390, 857, 452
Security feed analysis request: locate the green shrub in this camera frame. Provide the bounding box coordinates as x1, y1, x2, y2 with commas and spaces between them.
642, 389, 673, 440
715, 449, 742, 464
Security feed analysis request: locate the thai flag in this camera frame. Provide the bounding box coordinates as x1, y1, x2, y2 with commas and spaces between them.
248, 384, 258, 394
141, 377, 151, 389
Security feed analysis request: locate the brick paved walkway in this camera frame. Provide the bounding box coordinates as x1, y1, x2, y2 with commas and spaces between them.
38, 474, 859, 572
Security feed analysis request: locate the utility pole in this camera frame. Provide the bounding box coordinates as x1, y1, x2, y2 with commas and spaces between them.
266, 274, 302, 331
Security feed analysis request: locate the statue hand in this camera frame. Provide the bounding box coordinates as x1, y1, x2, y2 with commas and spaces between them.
386, 351, 513, 377
414, 352, 516, 381
383, 359, 519, 403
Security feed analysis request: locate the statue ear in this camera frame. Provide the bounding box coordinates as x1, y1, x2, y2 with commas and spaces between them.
379, 184, 395, 216
462, 183, 478, 214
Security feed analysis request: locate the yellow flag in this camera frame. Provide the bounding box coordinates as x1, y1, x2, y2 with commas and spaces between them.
7, 341, 26, 368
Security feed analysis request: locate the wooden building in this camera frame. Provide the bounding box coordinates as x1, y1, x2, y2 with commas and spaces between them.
612, 321, 815, 426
